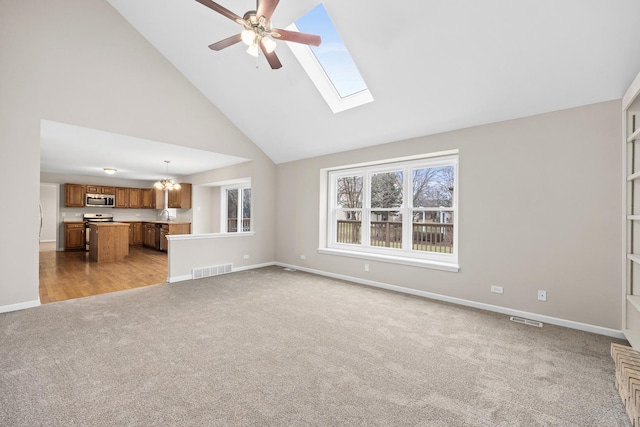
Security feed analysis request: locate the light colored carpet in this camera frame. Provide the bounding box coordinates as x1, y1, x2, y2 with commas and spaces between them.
0, 266, 630, 426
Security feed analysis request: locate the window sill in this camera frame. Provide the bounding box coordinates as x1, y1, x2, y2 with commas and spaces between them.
167, 232, 255, 241
317, 248, 459, 272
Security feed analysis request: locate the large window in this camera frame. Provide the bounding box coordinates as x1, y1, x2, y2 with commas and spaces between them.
223, 184, 251, 233
326, 153, 458, 270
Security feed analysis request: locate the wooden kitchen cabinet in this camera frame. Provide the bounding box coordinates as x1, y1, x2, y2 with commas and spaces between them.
128, 189, 141, 208
127, 222, 144, 245
160, 222, 191, 252
154, 184, 191, 209
115, 187, 129, 208
168, 184, 192, 209
86, 185, 115, 195
64, 222, 86, 250
64, 184, 85, 207
88, 223, 129, 262
143, 223, 158, 249
115, 188, 142, 209
141, 189, 155, 209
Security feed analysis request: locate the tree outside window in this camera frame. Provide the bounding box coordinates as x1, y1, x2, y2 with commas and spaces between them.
225, 185, 251, 233
329, 154, 458, 264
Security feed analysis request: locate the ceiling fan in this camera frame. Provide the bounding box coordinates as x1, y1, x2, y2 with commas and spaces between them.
195, 0, 321, 69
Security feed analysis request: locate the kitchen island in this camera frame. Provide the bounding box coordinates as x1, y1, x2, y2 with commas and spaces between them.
88, 222, 129, 262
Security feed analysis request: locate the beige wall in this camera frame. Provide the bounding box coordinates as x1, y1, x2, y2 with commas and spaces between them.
0, 0, 275, 310
275, 101, 622, 330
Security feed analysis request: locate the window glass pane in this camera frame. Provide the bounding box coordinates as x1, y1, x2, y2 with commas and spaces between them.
370, 212, 402, 249
412, 166, 454, 208
336, 175, 363, 208
295, 4, 368, 98
242, 188, 251, 232
371, 171, 403, 209
412, 211, 454, 253
227, 189, 238, 232
336, 210, 361, 245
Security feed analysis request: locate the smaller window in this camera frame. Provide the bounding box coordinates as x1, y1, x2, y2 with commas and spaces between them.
223, 184, 251, 233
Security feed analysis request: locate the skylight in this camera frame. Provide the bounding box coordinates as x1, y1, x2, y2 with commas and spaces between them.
287, 3, 373, 113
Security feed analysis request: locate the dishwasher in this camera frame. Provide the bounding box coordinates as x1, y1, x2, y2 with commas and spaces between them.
159, 224, 169, 251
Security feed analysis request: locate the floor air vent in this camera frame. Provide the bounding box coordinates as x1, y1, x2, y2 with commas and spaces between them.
192, 263, 232, 279
510, 316, 543, 327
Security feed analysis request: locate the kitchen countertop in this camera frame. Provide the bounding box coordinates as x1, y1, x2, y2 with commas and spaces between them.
141, 221, 191, 225
63, 219, 190, 224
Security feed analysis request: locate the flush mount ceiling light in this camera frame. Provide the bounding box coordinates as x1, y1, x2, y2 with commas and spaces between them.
103, 168, 117, 175
195, 0, 321, 69
154, 160, 181, 191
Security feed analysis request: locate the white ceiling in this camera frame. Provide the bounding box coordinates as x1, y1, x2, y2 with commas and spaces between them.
101, 0, 640, 165
40, 120, 249, 181
38, 0, 640, 175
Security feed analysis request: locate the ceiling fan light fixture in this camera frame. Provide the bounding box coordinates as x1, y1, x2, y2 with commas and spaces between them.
263, 37, 276, 53
247, 42, 260, 57
241, 28, 255, 45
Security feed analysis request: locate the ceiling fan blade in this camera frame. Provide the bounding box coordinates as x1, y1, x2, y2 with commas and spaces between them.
257, 0, 279, 22
260, 42, 282, 69
271, 29, 321, 47
195, 0, 243, 23
208, 34, 242, 51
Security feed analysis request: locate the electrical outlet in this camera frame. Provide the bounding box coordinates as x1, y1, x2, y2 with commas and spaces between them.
538, 290, 547, 301
300, 255, 306, 260
491, 285, 503, 294
243, 254, 249, 259
364, 263, 370, 272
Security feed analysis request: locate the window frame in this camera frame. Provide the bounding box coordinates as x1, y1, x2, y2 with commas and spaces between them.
323, 152, 459, 271
221, 183, 252, 234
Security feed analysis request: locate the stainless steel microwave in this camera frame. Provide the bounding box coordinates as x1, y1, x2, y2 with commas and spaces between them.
85, 193, 115, 208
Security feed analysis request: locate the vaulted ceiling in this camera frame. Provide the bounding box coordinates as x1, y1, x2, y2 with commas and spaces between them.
106, 0, 640, 164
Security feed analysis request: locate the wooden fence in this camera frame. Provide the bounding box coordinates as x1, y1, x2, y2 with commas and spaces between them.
228, 219, 251, 232
337, 220, 453, 253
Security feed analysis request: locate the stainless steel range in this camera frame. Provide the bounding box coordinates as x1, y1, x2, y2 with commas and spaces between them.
83, 213, 114, 250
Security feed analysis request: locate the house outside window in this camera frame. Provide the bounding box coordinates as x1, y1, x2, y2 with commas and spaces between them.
326, 152, 458, 270
223, 184, 251, 233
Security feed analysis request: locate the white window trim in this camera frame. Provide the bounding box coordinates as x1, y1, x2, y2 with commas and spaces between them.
320, 151, 459, 272
221, 182, 251, 234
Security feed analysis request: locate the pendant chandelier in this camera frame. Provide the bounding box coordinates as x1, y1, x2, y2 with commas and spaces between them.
154, 160, 181, 191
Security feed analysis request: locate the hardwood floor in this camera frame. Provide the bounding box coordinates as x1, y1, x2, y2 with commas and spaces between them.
39, 246, 168, 304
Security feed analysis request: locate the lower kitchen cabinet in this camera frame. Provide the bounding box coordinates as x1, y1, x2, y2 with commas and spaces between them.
160, 223, 191, 251
64, 222, 86, 251
143, 223, 159, 249
128, 222, 144, 246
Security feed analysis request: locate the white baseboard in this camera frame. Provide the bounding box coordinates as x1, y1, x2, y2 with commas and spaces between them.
0, 299, 41, 314
167, 262, 277, 283
275, 262, 625, 340
167, 274, 192, 283
233, 262, 276, 273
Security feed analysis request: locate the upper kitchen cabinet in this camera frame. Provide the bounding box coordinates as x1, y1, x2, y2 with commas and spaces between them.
169, 183, 191, 209
86, 185, 115, 195
155, 183, 192, 209
129, 189, 141, 208
141, 189, 156, 209
115, 188, 142, 209
115, 187, 128, 208
64, 184, 85, 207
